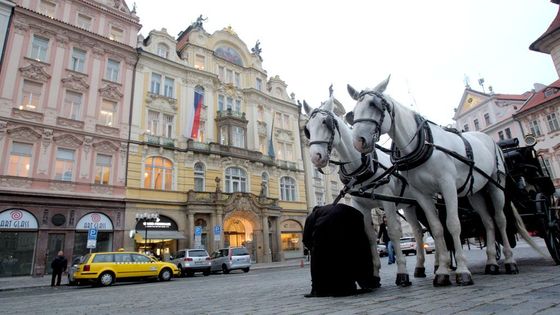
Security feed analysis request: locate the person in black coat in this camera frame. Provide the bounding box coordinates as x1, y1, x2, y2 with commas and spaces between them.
378, 216, 395, 264
51, 251, 67, 287
302, 204, 377, 297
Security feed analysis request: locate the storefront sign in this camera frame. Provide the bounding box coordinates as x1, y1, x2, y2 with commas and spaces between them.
0, 209, 38, 230
134, 215, 178, 231
76, 213, 113, 231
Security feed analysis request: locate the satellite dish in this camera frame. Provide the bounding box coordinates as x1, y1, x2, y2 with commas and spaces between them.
129, 229, 136, 238
525, 135, 537, 146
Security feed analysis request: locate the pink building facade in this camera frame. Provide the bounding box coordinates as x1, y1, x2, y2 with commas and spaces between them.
0, 0, 140, 277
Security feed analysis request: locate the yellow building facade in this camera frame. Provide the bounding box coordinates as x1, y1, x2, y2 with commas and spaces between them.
124, 21, 307, 263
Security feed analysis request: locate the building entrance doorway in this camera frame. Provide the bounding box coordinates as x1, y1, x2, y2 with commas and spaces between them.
223, 217, 253, 248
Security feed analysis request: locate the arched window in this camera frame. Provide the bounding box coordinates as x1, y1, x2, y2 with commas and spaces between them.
280, 176, 296, 201
261, 172, 268, 197
225, 167, 247, 193
144, 157, 173, 190
157, 43, 169, 58
194, 162, 205, 192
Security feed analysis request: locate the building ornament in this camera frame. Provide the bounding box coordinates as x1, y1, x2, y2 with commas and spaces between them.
95, 124, 120, 136
83, 136, 94, 156
0, 177, 32, 189
49, 181, 75, 192
98, 83, 123, 100
13, 19, 29, 34
92, 185, 113, 195
56, 117, 85, 129
53, 133, 83, 148
7, 126, 42, 141
11, 108, 44, 122
92, 140, 119, 153
19, 63, 51, 82
61, 74, 90, 92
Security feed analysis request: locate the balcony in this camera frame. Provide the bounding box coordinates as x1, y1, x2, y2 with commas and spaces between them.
145, 134, 176, 148
216, 109, 246, 121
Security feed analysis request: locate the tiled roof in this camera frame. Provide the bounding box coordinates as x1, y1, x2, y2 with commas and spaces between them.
530, 2, 560, 52
494, 93, 533, 101
516, 79, 560, 113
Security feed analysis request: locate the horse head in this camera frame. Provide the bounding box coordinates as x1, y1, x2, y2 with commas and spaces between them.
303, 97, 340, 168
346, 75, 393, 153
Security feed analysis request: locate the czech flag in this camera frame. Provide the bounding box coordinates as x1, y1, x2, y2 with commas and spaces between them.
191, 91, 203, 139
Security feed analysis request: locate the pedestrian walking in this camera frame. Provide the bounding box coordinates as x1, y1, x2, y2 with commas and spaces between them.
50, 250, 67, 287
378, 216, 395, 264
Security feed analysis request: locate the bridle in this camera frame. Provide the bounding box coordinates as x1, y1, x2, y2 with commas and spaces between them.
348, 90, 395, 143
304, 108, 340, 158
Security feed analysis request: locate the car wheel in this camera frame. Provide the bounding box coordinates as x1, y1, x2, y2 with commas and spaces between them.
177, 265, 185, 277
98, 272, 114, 287
222, 264, 230, 274
203, 269, 211, 276
242, 267, 250, 273
159, 268, 172, 281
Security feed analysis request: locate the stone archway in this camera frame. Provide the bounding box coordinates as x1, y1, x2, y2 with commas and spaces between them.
223, 209, 261, 262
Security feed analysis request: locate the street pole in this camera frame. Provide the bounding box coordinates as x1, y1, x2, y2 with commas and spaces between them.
145, 218, 148, 254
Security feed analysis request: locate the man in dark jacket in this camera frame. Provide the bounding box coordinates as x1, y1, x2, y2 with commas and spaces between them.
303, 204, 376, 297
51, 251, 67, 287
378, 216, 395, 264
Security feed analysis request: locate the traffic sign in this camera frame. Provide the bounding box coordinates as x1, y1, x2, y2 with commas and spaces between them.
87, 228, 98, 249
214, 225, 221, 235
195, 226, 202, 236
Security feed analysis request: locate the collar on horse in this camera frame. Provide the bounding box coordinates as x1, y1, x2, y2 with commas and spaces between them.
390, 114, 435, 171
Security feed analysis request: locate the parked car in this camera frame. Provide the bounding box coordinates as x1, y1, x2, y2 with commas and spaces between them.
377, 244, 388, 257
71, 251, 180, 287
422, 236, 435, 254
210, 247, 251, 274
400, 237, 417, 255
169, 249, 211, 277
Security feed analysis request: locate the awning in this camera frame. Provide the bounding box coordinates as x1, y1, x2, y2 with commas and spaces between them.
136, 230, 186, 240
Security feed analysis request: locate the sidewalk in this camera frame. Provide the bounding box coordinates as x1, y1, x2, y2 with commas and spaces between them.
0, 258, 309, 292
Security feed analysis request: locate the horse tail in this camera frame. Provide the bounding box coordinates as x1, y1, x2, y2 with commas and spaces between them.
510, 201, 548, 257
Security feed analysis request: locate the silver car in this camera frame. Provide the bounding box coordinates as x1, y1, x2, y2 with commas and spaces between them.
169, 249, 211, 277
210, 247, 251, 274
67, 256, 83, 285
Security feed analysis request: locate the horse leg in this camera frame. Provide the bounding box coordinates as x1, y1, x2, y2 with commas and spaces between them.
403, 205, 426, 278
383, 202, 411, 287
487, 185, 518, 274
441, 183, 473, 286
468, 193, 499, 274
353, 199, 381, 287
414, 194, 451, 286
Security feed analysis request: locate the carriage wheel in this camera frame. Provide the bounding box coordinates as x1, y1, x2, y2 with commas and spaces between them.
542, 195, 560, 265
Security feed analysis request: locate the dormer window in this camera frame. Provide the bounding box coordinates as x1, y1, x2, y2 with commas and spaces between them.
39, 0, 56, 18
544, 88, 558, 98
109, 26, 124, 42
157, 43, 169, 58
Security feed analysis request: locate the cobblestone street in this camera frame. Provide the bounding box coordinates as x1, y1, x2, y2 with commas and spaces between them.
0, 239, 559, 315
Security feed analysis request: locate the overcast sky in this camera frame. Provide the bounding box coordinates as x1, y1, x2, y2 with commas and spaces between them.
131, 0, 558, 126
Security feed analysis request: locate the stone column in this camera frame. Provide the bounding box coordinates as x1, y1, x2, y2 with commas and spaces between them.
275, 217, 283, 262
217, 211, 224, 249
262, 215, 271, 263
187, 213, 194, 248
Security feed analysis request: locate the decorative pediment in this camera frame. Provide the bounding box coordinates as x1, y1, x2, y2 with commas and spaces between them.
61, 74, 89, 92
92, 140, 119, 153
19, 63, 51, 82
53, 134, 83, 148
7, 126, 42, 141
98, 84, 123, 100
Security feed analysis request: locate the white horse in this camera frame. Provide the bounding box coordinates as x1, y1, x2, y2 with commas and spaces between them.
303, 96, 428, 287
346, 76, 540, 286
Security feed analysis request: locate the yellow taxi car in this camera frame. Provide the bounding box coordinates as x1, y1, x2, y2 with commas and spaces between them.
72, 251, 180, 286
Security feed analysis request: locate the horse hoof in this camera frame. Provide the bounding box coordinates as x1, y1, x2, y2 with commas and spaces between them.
433, 274, 451, 287
414, 267, 426, 278
485, 264, 500, 275
372, 276, 381, 288
455, 273, 474, 286
395, 273, 412, 287
505, 263, 519, 274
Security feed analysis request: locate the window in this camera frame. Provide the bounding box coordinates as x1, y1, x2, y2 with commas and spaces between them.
259, 136, 266, 154
505, 128, 512, 139
106, 59, 120, 82
150, 73, 161, 94
55, 148, 75, 181
157, 43, 169, 58
546, 113, 560, 132
256, 78, 262, 91
198, 121, 205, 142
498, 131, 504, 141
331, 180, 338, 195
194, 162, 205, 192
31, 35, 49, 61
164, 114, 174, 138
195, 54, 205, 70
218, 95, 224, 111
144, 157, 173, 190
226, 69, 233, 83
529, 119, 542, 137
226, 97, 233, 111
234, 72, 240, 87
483, 113, 490, 126
70, 48, 86, 72
315, 192, 324, 206
147, 110, 159, 135
542, 158, 556, 178
63, 91, 82, 120
235, 99, 241, 113
463, 124, 469, 132
21, 80, 42, 111
232, 126, 245, 148
473, 119, 480, 131
277, 141, 293, 160
280, 176, 296, 201
220, 126, 228, 145
275, 113, 290, 130
100, 100, 116, 126
313, 169, 323, 186
39, 0, 56, 17
218, 66, 225, 81
94, 154, 112, 185
8, 142, 32, 177
261, 172, 268, 197
164, 77, 174, 98
257, 105, 264, 121
225, 167, 247, 193
77, 14, 92, 30
109, 26, 123, 42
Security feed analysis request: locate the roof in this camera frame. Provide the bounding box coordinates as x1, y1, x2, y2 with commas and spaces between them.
516, 79, 560, 114
530, 2, 560, 53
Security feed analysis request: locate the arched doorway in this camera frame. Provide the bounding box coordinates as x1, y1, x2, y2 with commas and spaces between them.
223, 217, 253, 247
281, 219, 304, 259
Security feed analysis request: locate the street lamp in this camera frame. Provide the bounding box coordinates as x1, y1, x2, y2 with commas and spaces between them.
135, 212, 160, 254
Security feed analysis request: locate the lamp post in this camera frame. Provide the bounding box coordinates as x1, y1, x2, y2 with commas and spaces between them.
135, 212, 160, 254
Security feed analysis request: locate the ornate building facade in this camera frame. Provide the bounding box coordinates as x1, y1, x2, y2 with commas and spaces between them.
0, 0, 140, 276
125, 20, 307, 263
